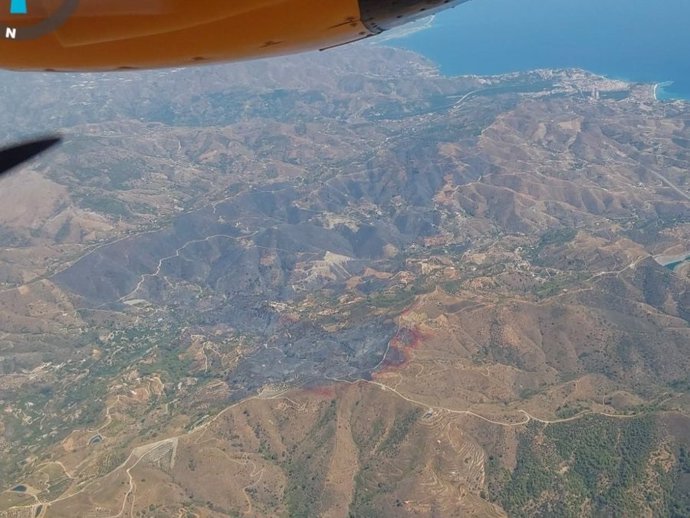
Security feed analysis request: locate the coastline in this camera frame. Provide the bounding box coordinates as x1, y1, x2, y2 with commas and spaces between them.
387, 32, 689, 102
382, 6, 690, 103
374, 15, 436, 43
653, 81, 675, 101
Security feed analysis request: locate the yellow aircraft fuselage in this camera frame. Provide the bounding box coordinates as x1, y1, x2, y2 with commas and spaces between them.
0, 0, 465, 71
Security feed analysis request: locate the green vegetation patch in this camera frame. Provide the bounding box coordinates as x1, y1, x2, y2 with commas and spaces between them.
349, 409, 423, 517
527, 227, 578, 266
378, 408, 422, 456
283, 399, 337, 518
78, 195, 132, 218
489, 416, 663, 517
532, 271, 589, 299
668, 376, 690, 394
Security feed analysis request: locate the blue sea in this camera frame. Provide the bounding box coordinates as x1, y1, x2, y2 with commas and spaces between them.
385, 0, 690, 100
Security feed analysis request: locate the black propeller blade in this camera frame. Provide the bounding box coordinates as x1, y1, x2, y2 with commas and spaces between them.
0, 136, 61, 177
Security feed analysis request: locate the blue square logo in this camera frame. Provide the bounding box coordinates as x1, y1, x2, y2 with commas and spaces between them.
10, 0, 27, 15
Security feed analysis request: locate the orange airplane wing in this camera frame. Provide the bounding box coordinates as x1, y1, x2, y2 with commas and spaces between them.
0, 0, 465, 71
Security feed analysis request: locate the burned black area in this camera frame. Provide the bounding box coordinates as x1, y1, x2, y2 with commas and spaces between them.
226, 318, 397, 398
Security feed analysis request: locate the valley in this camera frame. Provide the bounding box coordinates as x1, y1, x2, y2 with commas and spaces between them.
0, 46, 689, 517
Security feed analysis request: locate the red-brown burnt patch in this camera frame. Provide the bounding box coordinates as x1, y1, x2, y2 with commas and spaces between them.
375, 325, 428, 376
